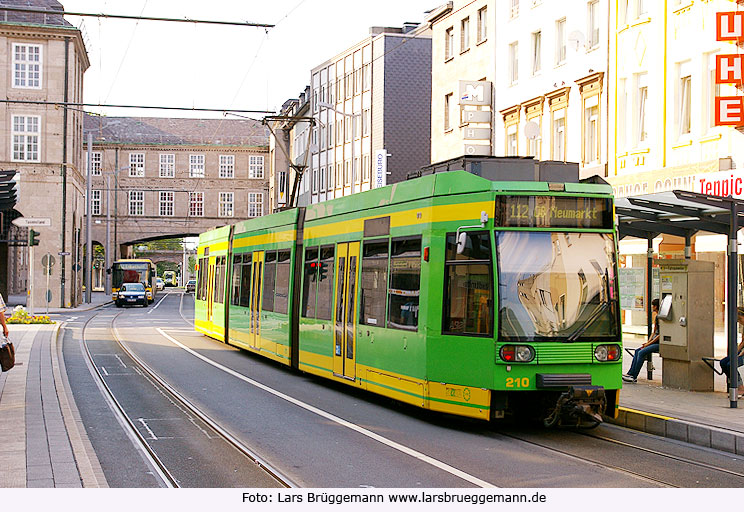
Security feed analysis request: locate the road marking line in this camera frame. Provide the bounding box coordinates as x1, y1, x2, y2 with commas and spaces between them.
101, 366, 109, 376
147, 294, 169, 315
156, 328, 497, 488
115, 355, 128, 368
138, 418, 158, 440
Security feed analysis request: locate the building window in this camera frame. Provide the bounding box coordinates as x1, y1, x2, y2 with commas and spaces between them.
91, 190, 102, 216
189, 192, 203, 217
249, 155, 264, 178
327, 166, 334, 190
219, 192, 234, 217
707, 53, 721, 131
345, 73, 352, 99
618, 78, 627, 153
128, 153, 145, 177
587, 1, 600, 49
362, 154, 370, 181
637, 0, 646, 17
679, 64, 692, 136
159, 191, 174, 216
583, 97, 600, 164
552, 112, 566, 161
618, 0, 628, 26
344, 160, 350, 185
354, 67, 362, 95
509, 42, 519, 85
248, 192, 263, 217
312, 168, 318, 193
555, 18, 566, 65
189, 154, 205, 178
507, 125, 518, 156
445, 27, 454, 60
159, 153, 175, 178
219, 155, 235, 178
320, 166, 326, 192
527, 117, 541, 158
86, 151, 102, 175
511, 0, 519, 18
11, 115, 40, 162
461, 17, 470, 52
636, 73, 648, 144
363, 109, 371, 136
477, 6, 487, 42
128, 191, 144, 216
444, 93, 453, 131
12, 43, 41, 89
363, 64, 371, 90
531, 31, 541, 75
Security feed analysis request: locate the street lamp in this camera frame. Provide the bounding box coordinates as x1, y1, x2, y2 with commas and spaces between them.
318, 101, 362, 194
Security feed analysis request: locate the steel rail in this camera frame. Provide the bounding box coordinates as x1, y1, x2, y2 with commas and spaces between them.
493, 430, 678, 488
109, 302, 296, 488
79, 310, 180, 488
579, 430, 744, 480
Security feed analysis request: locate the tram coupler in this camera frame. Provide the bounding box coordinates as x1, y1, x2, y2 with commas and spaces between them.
544, 386, 606, 428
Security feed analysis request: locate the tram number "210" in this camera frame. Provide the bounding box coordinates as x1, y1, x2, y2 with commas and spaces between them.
505, 377, 530, 388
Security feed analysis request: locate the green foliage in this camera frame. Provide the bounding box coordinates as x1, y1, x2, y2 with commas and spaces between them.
144, 238, 184, 251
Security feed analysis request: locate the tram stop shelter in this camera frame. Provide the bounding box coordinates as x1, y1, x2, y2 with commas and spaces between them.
615, 189, 744, 408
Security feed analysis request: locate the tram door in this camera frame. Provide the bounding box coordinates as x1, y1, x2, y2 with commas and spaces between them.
206, 258, 216, 323
333, 242, 359, 380
249, 251, 264, 349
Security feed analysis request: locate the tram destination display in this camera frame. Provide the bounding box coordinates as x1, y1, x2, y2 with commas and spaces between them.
495, 195, 613, 229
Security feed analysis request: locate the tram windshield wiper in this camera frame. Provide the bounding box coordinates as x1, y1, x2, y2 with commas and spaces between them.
566, 300, 609, 342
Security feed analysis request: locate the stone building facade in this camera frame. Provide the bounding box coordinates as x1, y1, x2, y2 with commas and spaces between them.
84, 115, 270, 263
0, 0, 89, 309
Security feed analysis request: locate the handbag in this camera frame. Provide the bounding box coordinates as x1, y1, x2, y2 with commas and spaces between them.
0, 337, 15, 372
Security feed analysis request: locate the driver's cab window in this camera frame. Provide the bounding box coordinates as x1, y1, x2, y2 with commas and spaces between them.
443, 231, 493, 335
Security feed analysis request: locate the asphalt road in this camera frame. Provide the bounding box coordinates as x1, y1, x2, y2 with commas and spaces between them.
59, 290, 744, 488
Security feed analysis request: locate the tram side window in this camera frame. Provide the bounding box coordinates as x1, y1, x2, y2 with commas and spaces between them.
198, 258, 207, 301
302, 247, 319, 318
388, 237, 421, 331
360, 240, 388, 327
274, 250, 291, 314
231, 254, 242, 306
316, 245, 335, 321
262, 251, 276, 312
443, 232, 493, 336
214, 256, 226, 304
239, 253, 252, 308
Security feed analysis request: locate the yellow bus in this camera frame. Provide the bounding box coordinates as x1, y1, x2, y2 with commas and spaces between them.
111, 259, 157, 304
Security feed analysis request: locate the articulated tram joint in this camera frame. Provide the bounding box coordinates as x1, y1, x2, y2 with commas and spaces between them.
543, 385, 606, 428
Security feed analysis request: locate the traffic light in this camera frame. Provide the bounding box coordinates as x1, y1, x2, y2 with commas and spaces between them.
29, 229, 39, 246
319, 261, 328, 281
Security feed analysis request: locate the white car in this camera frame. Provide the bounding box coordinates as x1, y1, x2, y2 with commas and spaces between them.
156, 277, 165, 291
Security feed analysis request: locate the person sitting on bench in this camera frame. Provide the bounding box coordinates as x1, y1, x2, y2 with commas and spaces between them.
623, 298, 659, 383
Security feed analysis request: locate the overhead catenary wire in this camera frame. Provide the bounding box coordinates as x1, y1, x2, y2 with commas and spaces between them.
0, 5, 274, 28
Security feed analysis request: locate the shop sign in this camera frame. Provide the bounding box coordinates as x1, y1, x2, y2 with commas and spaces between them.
715, 12, 744, 125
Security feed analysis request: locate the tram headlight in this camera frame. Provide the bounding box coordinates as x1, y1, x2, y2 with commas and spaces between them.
500, 345, 535, 363
594, 344, 621, 362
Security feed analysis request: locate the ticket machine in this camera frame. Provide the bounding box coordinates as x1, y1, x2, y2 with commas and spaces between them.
657, 259, 715, 391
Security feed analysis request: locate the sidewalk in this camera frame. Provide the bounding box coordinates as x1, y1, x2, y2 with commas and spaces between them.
0, 301, 109, 488
7, 291, 111, 315
613, 333, 744, 455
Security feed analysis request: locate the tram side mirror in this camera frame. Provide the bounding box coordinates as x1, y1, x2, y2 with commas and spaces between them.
457, 232, 467, 255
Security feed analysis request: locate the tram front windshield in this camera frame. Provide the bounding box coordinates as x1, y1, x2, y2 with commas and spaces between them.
497, 231, 618, 340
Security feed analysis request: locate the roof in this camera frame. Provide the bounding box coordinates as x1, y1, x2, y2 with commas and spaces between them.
84, 114, 270, 147
0, 0, 71, 27
615, 190, 744, 239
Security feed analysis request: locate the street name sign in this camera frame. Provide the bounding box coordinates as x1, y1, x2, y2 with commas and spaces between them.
12, 217, 51, 227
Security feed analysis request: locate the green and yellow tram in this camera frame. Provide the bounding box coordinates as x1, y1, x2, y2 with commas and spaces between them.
195, 168, 621, 426
111, 258, 157, 304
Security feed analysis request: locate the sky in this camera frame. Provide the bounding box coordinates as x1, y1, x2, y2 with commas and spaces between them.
61, 0, 439, 120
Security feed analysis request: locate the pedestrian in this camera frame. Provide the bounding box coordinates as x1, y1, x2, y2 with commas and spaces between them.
622, 298, 660, 383
720, 308, 744, 397
0, 292, 9, 339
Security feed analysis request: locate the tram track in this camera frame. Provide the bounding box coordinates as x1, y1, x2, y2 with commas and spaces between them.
491, 424, 744, 488
78, 302, 295, 488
